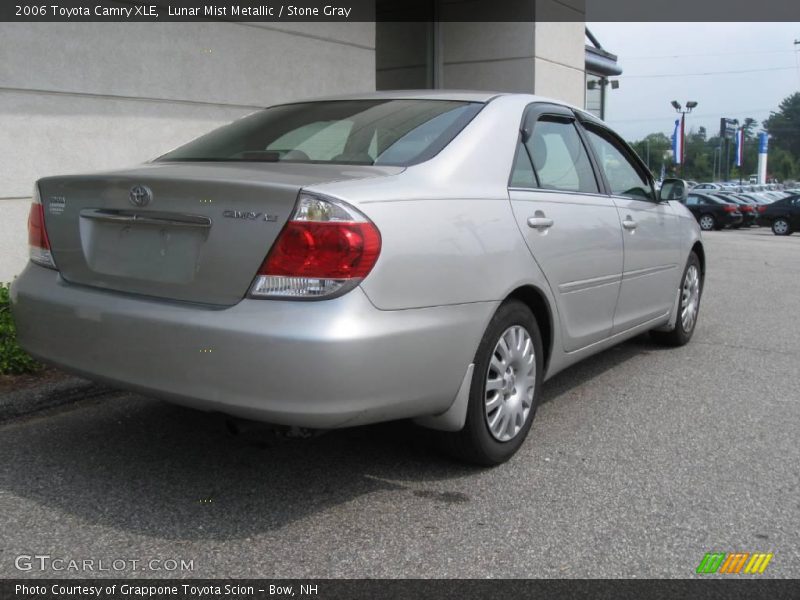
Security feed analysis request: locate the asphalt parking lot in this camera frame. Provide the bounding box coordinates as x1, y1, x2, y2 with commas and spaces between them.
1, 228, 798, 579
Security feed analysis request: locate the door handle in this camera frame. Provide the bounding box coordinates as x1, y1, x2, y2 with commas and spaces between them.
622, 217, 638, 230
527, 217, 554, 230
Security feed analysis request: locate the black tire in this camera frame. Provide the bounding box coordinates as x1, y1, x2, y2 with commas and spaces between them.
651, 252, 702, 347
698, 214, 716, 231
440, 300, 543, 466
772, 218, 793, 236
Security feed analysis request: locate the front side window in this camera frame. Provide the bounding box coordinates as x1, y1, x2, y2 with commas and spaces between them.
157, 100, 483, 167
686, 195, 701, 206
525, 118, 599, 193
584, 127, 654, 201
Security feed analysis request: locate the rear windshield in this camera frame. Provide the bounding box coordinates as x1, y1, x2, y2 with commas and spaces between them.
156, 100, 483, 167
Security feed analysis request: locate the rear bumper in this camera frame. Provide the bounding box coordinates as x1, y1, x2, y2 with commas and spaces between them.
11, 264, 495, 428
720, 213, 743, 227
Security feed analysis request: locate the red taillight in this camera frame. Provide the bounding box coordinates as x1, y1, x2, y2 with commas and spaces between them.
27, 186, 57, 270
249, 193, 381, 299
758, 206, 767, 213
723, 205, 738, 213
259, 221, 381, 279
740, 205, 753, 212
28, 202, 51, 250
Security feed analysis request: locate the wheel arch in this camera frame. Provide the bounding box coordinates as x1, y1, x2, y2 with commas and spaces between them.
691, 240, 706, 280
505, 285, 553, 375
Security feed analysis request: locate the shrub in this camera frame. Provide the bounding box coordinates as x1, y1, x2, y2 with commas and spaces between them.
0, 282, 40, 375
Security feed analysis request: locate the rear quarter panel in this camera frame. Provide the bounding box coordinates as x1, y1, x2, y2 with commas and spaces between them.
308, 95, 552, 310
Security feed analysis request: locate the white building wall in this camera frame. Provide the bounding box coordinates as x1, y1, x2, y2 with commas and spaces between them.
440, 20, 585, 104
533, 21, 586, 107
0, 22, 375, 282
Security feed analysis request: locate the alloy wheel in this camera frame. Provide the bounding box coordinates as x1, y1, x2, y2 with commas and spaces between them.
681, 265, 701, 332
773, 219, 790, 235
699, 215, 714, 231
484, 325, 536, 442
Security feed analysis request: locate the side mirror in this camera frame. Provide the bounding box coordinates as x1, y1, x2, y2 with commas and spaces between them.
659, 178, 688, 203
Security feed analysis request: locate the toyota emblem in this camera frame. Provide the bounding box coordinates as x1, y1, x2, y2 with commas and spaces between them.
129, 185, 152, 207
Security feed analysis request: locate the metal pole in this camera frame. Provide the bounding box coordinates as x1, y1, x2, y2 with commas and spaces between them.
712, 148, 717, 181
736, 122, 742, 185
680, 112, 686, 179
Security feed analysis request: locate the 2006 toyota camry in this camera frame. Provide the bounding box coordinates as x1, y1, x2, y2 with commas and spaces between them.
11, 92, 704, 465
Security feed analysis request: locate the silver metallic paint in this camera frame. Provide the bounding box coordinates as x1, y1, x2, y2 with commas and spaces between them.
11, 93, 703, 431
12, 265, 497, 428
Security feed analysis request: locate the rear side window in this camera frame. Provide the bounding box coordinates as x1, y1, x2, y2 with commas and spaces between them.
510, 141, 537, 188
157, 99, 483, 167
524, 119, 598, 193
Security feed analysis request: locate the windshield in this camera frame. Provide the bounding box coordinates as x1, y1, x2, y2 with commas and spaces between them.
157, 100, 483, 167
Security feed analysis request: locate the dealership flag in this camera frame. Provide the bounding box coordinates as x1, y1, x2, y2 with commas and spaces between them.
671, 119, 683, 164
735, 128, 744, 167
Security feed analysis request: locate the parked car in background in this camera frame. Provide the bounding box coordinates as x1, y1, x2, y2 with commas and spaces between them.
756, 194, 800, 235
9, 92, 705, 465
713, 194, 757, 227
693, 182, 723, 190
739, 192, 775, 206
684, 192, 743, 230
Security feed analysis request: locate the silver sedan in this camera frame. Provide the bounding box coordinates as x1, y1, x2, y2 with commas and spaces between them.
11, 92, 704, 465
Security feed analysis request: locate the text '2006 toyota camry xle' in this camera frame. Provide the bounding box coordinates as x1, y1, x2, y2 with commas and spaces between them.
11, 92, 704, 465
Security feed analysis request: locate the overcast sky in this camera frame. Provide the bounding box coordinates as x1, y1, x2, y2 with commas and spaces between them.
587, 22, 800, 141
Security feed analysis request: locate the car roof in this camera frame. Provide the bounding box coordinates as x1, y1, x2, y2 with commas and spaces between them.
692, 192, 723, 201
274, 90, 586, 110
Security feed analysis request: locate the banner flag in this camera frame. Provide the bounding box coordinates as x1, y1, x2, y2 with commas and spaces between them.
672, 119, 682, 164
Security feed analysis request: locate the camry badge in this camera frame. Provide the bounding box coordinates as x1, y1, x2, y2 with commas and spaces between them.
223, 210, 278, 222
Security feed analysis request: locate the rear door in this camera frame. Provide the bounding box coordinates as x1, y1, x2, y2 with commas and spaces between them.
579, 121, 681, 333
791, 197, 800, 228
508, 104, 623, 353
685, 194, 703, 221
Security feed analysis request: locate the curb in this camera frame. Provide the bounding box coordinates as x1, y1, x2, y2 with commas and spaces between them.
0, 376, 117, 422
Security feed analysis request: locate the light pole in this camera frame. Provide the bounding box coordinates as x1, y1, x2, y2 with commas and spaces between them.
671, 100, 697, 179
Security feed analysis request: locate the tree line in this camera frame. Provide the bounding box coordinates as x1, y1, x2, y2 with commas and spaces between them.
628, 92, 800, 183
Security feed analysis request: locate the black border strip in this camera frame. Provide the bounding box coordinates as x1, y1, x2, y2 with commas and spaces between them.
3, 579, 800, 600
2, 0, 800, 22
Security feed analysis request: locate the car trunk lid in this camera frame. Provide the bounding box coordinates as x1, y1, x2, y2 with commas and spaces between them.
38, 161, 402, 306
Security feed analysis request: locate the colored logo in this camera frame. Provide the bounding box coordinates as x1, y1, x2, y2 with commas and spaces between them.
696, 552, 773, 574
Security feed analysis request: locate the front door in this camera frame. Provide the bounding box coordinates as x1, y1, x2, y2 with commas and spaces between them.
581, 124, 682, 333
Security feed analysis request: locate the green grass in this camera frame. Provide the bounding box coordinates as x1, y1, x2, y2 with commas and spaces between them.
0, 282, 40, 375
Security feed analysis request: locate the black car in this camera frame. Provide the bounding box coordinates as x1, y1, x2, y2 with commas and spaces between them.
756, 194, 800, 235
684, 192, 743, 231
712, 193, 757, 227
